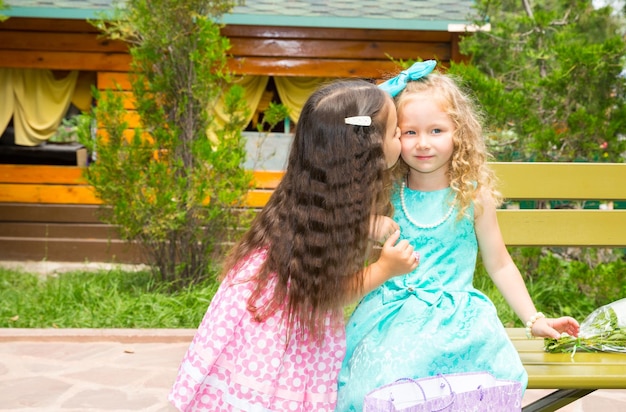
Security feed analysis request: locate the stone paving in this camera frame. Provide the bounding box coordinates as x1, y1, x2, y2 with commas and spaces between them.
1, 329, 625, 411
0, 329, 188, 412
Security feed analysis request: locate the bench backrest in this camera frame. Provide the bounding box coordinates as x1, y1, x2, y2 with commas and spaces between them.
1, 162, 625, 247
490, 162, 626, 247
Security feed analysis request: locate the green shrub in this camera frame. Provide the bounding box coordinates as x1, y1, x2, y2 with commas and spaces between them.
79, 0, 251, 287
476, 247, 626, 326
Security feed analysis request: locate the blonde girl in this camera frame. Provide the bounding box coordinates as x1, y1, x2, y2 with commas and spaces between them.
335, 62, 579, 412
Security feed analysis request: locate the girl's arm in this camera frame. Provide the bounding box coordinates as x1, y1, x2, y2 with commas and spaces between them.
369, 215, 400, 244
346, 230, 419, 304
474, 189, 579, 339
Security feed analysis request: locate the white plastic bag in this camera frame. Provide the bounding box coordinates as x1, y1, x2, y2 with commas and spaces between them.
545, 298, 626, 354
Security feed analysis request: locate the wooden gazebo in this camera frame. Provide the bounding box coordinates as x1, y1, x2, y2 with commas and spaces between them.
0, 0, 478, 263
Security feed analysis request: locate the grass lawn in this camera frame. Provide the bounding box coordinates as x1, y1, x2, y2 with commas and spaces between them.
0, 265, 217, 328
1, 247, 624, 329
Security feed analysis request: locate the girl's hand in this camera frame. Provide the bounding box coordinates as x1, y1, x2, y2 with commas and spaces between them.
532, 316, 580, 339
369, 215, 399, 244
377, 230, 419, 279
354, 231, 420, 301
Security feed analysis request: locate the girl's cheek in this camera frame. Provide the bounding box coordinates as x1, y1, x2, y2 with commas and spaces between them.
400, 137, 414, 151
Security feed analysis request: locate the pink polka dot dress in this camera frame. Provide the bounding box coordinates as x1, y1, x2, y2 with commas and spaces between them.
168, 249, 346, 411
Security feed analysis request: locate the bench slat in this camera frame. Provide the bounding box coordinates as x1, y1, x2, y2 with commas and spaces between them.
491, 162, 626, 200
507, 328, 626, 390
498, 210, 626, 247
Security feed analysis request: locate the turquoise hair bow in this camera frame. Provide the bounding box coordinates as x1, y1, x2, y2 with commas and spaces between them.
378, 60, 437, 97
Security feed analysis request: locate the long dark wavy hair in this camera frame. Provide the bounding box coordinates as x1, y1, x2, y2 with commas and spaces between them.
220, 79, 391, 341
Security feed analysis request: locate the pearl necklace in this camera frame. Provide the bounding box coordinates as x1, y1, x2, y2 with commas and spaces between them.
400, 181, 455, 229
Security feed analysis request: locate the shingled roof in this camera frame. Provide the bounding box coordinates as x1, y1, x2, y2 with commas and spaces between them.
3, 0, 478, 31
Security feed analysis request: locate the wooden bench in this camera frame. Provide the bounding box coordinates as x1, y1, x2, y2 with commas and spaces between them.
508, 328, 626, 411
487, 163, 626, 412
1, 162, 625, 411
253, 162, 624, 411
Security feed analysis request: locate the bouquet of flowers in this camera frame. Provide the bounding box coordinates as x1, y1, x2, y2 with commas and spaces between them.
544, 298, 626, 355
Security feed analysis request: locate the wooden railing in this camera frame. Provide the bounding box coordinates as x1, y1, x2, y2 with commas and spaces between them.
0, 164, 282, 208
0, 164, 284, 263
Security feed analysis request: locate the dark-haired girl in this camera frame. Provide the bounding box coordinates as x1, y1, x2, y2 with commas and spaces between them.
169, 79, 419, 412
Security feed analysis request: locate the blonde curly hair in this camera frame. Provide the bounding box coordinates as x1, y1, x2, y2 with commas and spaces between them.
391, 72, 501, 217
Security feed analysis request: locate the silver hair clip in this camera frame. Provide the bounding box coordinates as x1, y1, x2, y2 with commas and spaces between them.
344, 116, 372, 126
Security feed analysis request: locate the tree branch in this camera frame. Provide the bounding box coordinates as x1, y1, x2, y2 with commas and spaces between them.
523, 0, 534, 20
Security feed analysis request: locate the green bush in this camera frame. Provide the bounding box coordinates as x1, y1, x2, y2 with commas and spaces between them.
79, 0, 251, 287
452, 0, 626, 162
475, 247, 626, 326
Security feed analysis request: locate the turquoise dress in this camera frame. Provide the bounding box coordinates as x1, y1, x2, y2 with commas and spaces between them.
335, 185, 527, 412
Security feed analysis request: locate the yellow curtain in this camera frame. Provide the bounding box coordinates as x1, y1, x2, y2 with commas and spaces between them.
2, 69, 79, 146
274, 76, 332, 123
0, 69, 13, 138
210, 75, 269, 141
0, 70, 326, 145
72, 72, 95, 112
